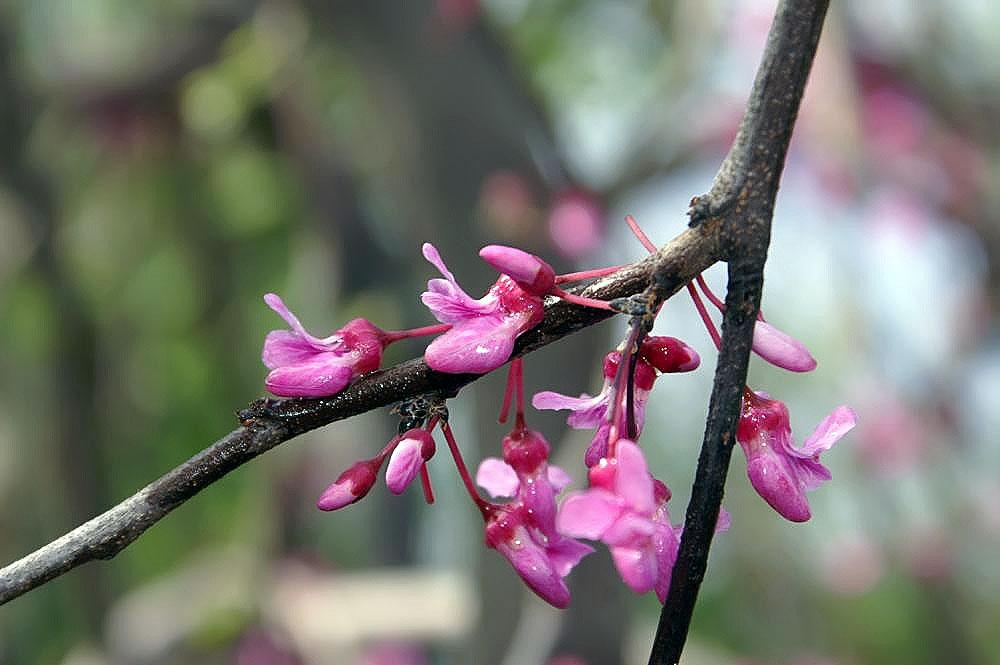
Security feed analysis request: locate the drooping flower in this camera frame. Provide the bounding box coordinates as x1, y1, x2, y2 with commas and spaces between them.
736, 389, 857, 522
262, 293, 385, 397
557, 440, 678, 601
475, 427, 592, 608
420, 243, 545, 374
533, 337, 699, 465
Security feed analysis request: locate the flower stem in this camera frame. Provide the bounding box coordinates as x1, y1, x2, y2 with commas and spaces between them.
550, 287, 616, 311
382, 323, 452, 344
554, 265, 625, 284
440, 422, 489, 514
419, 464, 435, 504
695, 274, 725, 311
625, 215, 659, 253
686, 282, 721, 350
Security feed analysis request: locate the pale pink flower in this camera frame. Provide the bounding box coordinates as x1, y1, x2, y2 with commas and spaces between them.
752, 320, 817, 372
316, 458, 382, 511
737, 390, 856, 522
262, 293, 384, 397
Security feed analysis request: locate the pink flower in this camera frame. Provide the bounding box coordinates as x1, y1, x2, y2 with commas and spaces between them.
261, 293, 385, 397
736, 390, 857, 522
557, 440, 680, 601
533, 337, 698, 465
420, 243, 545, 374
476, 428, 592, 608
385, 429, 436, 495
478, 245, 555, 295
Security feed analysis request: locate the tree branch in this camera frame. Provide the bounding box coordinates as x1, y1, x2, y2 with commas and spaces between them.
0, 223, 721, 606
648, 1, 830, 664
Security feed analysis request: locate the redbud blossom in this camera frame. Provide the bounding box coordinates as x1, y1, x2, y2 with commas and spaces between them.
475, 427, 592, 608
261, 293, 384, 397
420, 243, 544, 374
736, 390, 856, 522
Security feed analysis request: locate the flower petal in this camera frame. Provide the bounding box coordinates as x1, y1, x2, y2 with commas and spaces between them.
557, 489, 621, 539
746, 453, 812, 522
265, 354, 353, 397
547, 537, 594, 578
610, 545, 657, 595
264, 293, 329, 348
799, 406, 857, 457
476, 457, 520, 498
478, 245, 554, 295
602, 511, 657, 547
546, 465, 573, 493
614, 441, 655, 515
653, 523, 681, 602
421, 243, 496, 322
532, 390, 609, 429
261, 330, 324, 370
752, 320, 817, 372
423, 316, 518, 374
493, 529, 571, 608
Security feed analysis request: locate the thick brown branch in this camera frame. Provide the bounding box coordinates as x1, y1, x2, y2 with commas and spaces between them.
648, 1, 830, 663
0, 223, 720, 606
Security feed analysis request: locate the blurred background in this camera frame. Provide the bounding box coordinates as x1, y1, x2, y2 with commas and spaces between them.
1, 0, 998, 663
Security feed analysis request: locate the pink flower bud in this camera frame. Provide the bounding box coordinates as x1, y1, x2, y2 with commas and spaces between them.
478, 245, 555, 295
752, 320, 817, 372
501, 427, 551, 475
385, 430, 435, 495
317, 459, 380, 511
640, 336, 700, 373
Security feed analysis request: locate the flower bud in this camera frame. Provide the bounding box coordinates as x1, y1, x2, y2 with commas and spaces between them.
385, 429, 435, 495
317, 459, 381, 510
479, 245, 555, 295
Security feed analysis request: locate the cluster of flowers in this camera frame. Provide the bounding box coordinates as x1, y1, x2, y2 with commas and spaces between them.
260, 221, 856, 607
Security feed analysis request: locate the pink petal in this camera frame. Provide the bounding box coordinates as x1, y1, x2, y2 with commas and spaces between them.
752, 320, 818, 372
478, 245, 554, 295
602, 512, 657, 548
547, 537, 594, 578
385, 437, 425, 494
610, 545, 657, 594
261, 330, 324, 370
546, 465, 573, 493
476, 457, 519, 498
265, 355, 354, 397
557, 489, 621, 539
746, 453, 812, 522
531, 390, 608, 429
799, 406, 857, 456
614, 441, 655, 515
423, 316, 518, 374
653, 523, 681, 602
494, 530, 571, 608
264, 293, 328, 347
421, 243, 496, 323
715, 506, 732, 533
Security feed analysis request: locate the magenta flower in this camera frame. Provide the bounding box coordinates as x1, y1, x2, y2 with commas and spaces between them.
557, 440, 680, 601
420, 243, 545, 374
261, 293, 385, 397
736, 390, 857, 522
476, 427, 592, 608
